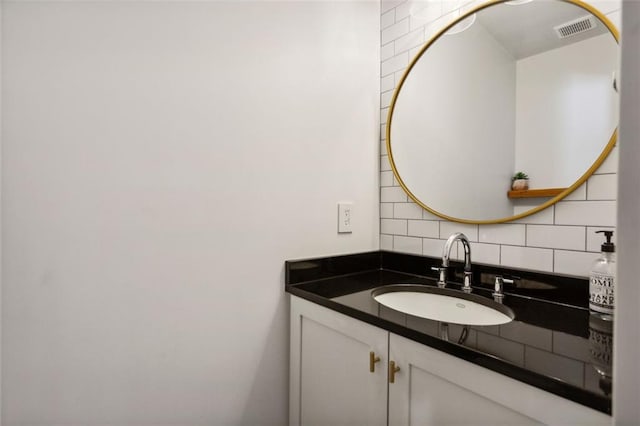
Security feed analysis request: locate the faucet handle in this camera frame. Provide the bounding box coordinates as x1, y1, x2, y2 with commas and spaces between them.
462, 270, 473, 293
431, 266, 447, 288
493, 275, 513, 298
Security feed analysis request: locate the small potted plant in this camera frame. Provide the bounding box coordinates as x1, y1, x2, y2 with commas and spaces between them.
512, 172, 529, 190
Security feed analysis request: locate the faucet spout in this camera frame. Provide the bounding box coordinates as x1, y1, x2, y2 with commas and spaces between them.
439, 232, 473, 292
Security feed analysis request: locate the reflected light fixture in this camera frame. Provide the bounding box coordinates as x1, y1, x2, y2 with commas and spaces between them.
445, 12, 476, 35
409, 0, 477, 36
505, 0, 534, 5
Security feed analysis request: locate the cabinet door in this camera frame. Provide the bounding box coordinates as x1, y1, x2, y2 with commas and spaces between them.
290, 296, 388, 426
388, 333, 610, 426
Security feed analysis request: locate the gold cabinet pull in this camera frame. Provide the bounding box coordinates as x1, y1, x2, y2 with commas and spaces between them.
389, 360, 400, 383
369, 351, 381, 373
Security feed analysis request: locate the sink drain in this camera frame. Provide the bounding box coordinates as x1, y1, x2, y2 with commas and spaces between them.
456, 302, 466, 309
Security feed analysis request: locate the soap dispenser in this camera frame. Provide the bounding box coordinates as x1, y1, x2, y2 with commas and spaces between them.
589, 230, 615, 318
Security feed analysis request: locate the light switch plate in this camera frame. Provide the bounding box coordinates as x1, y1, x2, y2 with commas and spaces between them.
338, 203, 353, 233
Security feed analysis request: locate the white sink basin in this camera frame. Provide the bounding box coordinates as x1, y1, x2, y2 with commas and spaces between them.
372, 284, 514, 326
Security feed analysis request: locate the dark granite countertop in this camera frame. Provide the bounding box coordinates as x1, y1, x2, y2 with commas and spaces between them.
285, 251, 613, 415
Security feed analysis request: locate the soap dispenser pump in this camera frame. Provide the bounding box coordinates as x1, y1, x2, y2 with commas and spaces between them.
589, 230, 615, 318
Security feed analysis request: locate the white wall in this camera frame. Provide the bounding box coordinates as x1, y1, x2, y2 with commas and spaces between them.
392, 21, 516, 220
380, 0, 621, 278
0, 3, 3, 422
614, 1, 640, 422
515, 33, 619, 188
1, 1, 379, 424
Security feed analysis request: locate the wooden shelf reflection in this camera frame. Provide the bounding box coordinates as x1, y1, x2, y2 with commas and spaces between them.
507, 188, 567, 199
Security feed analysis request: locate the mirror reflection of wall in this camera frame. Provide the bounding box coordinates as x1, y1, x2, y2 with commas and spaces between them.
388, 0, 619, 223
393, 18, 517, 220
515, 33, 619, 189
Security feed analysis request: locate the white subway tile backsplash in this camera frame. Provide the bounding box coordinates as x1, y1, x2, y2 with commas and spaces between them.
380, 107, 389, 124
408, 220, 439, 238
423, 237, 447, 258
394, 70, 405, 86
595, 146, 618, 174
381, 234, 393, 250
466, 0, 487, 8
422, 209, 442, 220
441, 1, 460, 15
554, 250, 599, 277
479, 224, 525, 246
555, 201, 616, 226
526, 225, 585, 251
380, 139, 387, 156
587, 174, 617, 200
381, 0, 403, 14
381, 9, 395, 30
381, 186, 407, 202
382, 18, 409, 45
472, 243, 500, 266
409, 2, 442, 31
381, 52, 409, 76
431, 9, 457, 32
380, 155, 392, 172
501, 246, 553, 272
440, 222, 478, 241
449, 241, 466, 262
394, 235, 422, 255
381, 75, 395, 93
563, 184, 586, 201
394, 202, 423, 219
394, 1, 412, 21
381, 218, 407, 235
424, 19, 444, 42
381, 90, 394, 108
408, 45, 424, 62
586, 226, 616, 252
394, 28, 424, 54
511, 201, 536, 216
410, 15, 430, 33
512, 205, 554, 224
381, 42, 395, 62
380, 171, 394, 187
381, 203, 394, 219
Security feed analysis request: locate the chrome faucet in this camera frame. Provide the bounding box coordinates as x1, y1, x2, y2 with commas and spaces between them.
435, 232, 473, 293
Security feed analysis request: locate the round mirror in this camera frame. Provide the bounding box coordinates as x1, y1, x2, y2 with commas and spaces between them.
386, 0, 619, 224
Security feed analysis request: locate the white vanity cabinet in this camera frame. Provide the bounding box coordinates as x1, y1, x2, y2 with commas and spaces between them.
289, 296, 388, 426
388, 332, 540, 425
290, 295, 612, 426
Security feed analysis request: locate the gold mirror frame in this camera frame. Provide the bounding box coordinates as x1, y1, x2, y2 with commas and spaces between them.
385, 0, 620, 225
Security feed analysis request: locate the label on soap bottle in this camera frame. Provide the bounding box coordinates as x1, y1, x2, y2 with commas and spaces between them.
589, 272, 614, 314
